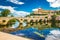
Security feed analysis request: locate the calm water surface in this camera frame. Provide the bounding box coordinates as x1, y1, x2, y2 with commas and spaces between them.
10, 22, 60, 40
0, 22, 60, 40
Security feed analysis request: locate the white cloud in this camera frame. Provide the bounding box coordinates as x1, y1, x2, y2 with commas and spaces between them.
32, 8, 42, 11
46, 0, 60, 8
32, 8, 38, 11
47, 0, 56, 2
7, 0, 24, 5
45, 30, 60, 40
50, 30, 60, 34
0, 6, 30, 17
13, 11, 30, 17
0, 6, 15, 13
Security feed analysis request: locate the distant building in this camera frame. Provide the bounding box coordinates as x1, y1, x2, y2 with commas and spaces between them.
30, 8, 55, 20
33, 8, 54, 15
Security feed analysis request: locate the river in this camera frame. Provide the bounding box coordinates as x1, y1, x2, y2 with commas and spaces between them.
0, 21, 60, 40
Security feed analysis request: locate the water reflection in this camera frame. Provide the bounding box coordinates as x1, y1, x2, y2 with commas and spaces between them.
9, 21, 20, 28
7, 19, 20, 28
0, 22, 60, 32
56, 23, 60, 27
24, 22, 52, 30
22, 22, 27, 27
0, 22, 60, 40
10, 26, 60, 40
45, 30, 60, 40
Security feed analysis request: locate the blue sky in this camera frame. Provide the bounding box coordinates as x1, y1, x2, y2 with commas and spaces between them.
0, 0, 60, 17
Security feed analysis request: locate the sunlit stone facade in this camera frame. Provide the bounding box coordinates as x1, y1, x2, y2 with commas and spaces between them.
31, 8, 55, 20
33, 8, 54, 15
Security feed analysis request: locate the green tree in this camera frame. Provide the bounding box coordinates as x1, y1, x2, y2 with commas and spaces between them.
8, 19, 17, 24
26, 12, 34, 17
56, 11, 60, 15
30, 12, 34, 15
0, 9, 10, 17
51, 14, 56, 27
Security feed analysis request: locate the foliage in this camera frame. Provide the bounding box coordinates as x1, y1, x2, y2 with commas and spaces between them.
7, 18, 17, 27
51, 14, 57, 27
8, 19, 17, 24
0, 9, 10, 17
56, 11, 60, 15
51, 14, 56, 21
30, 12, 34, 15
26, 12, 34, 17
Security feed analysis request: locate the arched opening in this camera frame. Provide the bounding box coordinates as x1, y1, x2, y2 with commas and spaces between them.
22, 19, 27, 27
44, 19, 46, 23
2, 20, 6, 23
7, 18, 20, 28
24, 19, 27, 22
39, 19, 42, 24
21, 19, 23, 20
30, 20, 34, 25
35, 20, 38, 24
30, 20, 34, 23
36, 20, 38, 22
45, 17, 48, 18
39, 19, 42, 22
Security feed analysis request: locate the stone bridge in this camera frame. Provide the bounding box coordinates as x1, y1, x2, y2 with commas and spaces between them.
0, 17, 51, 25
0, 17, 52, 31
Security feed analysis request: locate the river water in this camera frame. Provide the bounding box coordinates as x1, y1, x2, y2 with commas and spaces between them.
10, 22, 60, 40
0, 21, 60, 40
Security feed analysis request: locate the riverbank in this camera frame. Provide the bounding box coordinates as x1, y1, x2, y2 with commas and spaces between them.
0, 32, 32, 40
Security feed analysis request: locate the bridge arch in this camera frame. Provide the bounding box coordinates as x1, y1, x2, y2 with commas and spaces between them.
35, 20, 38, 23
39, 19, 42, 22
6, 18, 20, 29
30, 19, 34, 23
23, 19, 27, 22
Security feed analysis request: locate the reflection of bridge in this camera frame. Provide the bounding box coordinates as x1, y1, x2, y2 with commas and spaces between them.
0, 17, 51, 25
0, 22, 52, 33
0, 17, 52, 31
